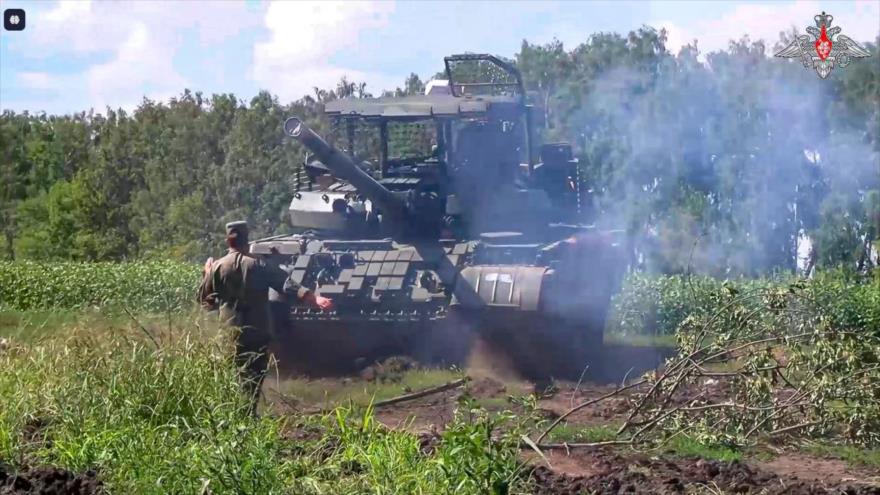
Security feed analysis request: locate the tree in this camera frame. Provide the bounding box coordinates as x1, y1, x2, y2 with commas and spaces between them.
1, 30, 875, 274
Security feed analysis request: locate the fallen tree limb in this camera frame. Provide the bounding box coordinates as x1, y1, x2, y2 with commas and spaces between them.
373, 377, 470, 408
536, 379, 646, 444
271, 377, 471, 415
532, 440, 633, 450
768, 421, 821, 437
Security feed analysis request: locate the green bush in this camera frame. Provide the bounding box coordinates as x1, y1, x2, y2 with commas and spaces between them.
0, 260, 201, 312
614, 269, 880, 447
608, 272, 721, 336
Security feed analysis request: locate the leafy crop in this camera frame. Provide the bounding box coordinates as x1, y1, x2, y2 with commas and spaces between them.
0, 260, 200, 313
608, 270, 877, 337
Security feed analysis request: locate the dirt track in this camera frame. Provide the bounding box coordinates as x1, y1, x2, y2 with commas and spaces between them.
267, 339, 880, 494
529, 452, 880, 494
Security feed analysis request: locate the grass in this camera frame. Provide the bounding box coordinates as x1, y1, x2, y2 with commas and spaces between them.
545, 423, 618, 444
0, 308, 94, 341
0, 308, 189, 343
274, 368, 464, 408
0, 318, 292, 493
803, 442, 880, 469
0, 312, 535, 494
662, 436, 743, 462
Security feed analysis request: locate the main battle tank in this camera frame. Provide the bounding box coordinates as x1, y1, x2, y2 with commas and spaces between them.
251, 55, 627, 378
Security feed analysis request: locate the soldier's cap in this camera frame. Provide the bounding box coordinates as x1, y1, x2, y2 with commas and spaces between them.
225, 221, 249, 237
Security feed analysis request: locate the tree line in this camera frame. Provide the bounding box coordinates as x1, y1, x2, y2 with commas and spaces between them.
1, 27, 877, 276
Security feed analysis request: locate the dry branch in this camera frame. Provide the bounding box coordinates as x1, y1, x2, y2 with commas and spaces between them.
536, 379, 646, 444
372, 377, 470, 408
533, 440, 633, 450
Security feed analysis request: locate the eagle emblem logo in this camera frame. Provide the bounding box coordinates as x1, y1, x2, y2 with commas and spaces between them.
774, 12, 871, 79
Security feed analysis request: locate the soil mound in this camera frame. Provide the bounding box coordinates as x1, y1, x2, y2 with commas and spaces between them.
358, 356, 418, 382
528, 453, 880, 494
0, 464, 103, 494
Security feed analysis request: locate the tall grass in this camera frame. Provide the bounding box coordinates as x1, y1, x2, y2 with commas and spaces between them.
0, 317, 534, 494
289, 402, 529, 494
0, 321, 293, 493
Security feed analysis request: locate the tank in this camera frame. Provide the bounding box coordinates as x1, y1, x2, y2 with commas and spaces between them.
251, 54, 627, 378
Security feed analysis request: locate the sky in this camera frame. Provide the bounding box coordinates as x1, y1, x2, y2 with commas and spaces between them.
1, 0, 878, 115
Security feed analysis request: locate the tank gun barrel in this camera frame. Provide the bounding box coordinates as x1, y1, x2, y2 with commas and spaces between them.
284, 117, 408, 223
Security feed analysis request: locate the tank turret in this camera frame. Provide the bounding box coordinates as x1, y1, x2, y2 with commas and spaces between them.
284, 117, 409, 227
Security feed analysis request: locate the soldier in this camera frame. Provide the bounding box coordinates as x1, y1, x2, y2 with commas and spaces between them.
198, 221, 333, 410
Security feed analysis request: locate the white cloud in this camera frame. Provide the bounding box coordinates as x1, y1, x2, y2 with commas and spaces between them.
653, 1, 880, 56
12, 0, 263, 113
11, 0, 876, 115
30, 0, 262, 54
17, 72, 54, 91
11, 0, 400, 112
252, 1, 398, 102
84, 21, 189, 111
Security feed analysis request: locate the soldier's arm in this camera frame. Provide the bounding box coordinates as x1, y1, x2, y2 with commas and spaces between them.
279, 270, 312, 300
257, 258, 333, 311
271, 263, 334, 311
197, 266, 219, 310
258, 260, 311, 300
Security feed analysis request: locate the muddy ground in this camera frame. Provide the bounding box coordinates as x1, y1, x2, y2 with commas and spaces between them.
0, 464, 102, 495
267, 339, 880, 494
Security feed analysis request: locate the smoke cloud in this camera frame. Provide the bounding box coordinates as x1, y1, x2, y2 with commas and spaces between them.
570, 38, 879, 275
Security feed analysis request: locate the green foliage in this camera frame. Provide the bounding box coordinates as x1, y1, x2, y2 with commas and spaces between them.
618, 269, 880, 448
432, 402, 528, 494
0, 325, 294, 494
297, 398, 530, 494
609, 272, 767, 336
662, 436, 742, 463
2, 32, 876, 273
0, 260, 200, 312
609, 269, 879, 338
12, 178, 94, 260
517, 33, 879, 275
0, 321, 534, 494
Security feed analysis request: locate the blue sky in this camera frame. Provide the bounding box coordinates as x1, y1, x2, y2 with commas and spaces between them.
1, 0, 877, 115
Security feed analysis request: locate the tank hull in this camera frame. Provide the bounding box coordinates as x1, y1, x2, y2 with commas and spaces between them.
269, 312, 605, 380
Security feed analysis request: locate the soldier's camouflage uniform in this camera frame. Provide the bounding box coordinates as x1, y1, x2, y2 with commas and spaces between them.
198, 248, 308, 405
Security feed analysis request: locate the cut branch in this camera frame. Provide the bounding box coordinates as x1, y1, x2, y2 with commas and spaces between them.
536, 379, 645, 444
372, 377, 469, 408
